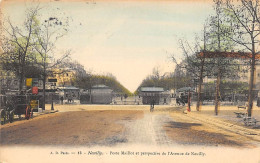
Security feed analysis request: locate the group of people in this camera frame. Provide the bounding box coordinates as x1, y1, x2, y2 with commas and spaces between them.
60, 95, 74, 104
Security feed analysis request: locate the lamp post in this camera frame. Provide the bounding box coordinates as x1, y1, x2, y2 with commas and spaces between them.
51, 85, 54, 111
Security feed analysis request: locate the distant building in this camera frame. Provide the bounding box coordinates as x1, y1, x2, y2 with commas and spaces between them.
139, 87, 171, 105
91, 85, 113, 104
58, 86, 80, 100
204, 61, 260, 84
80, 85, 113, 104
49, 60, 87, 87
0, 66, 19, 94
203, 61, 260, 99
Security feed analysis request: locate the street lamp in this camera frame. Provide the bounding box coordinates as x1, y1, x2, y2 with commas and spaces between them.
51, 84, 55, 111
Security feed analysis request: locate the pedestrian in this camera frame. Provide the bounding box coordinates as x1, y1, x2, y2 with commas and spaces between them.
150, 101, 153, 112
150, 99, 155, 112
187, 91, 191, 112
257, 95, 260, 107
68, 95, 72, 103
60, 96, 64, 105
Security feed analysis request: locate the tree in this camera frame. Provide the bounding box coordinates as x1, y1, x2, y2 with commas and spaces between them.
220, 0, 260, 116
206, 0, 241, 115
1, 6, 41, 93
136, 66, 191, 93
209, 0, 230, 115
1, 5, 70, 110
197, 25, 208, 111
30, 6, 70, 110
171, 0, 241, 114
171, 34, 215, 111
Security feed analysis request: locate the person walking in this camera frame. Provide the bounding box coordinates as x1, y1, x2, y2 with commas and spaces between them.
150, 99, 155, 112
60, 96, 64, 105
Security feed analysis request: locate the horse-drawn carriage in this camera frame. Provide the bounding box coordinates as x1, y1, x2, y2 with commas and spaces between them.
176, 93, 188, 106
0, 95, 41, 125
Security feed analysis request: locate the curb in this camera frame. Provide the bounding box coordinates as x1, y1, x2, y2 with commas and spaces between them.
36, 110, 59, 116
184, 112, 260, 142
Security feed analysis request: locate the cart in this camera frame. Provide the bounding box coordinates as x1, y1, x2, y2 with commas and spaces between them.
15, 95, 40, 120
1, 95, 41, 124
0, 95, 15, 124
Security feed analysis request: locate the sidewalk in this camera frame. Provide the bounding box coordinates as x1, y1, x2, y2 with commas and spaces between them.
34, 109, 58, 116
184, 105, 260, 142
189, 105, 260, 125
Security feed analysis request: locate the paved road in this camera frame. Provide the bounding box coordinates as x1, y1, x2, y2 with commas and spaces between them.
123, 112, 175, 146
1, 105, 259, 148
0, 109, 176, 146
0, 110, 142, 146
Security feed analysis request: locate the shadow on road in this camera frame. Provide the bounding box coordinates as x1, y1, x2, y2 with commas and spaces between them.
164, 121, 246, 147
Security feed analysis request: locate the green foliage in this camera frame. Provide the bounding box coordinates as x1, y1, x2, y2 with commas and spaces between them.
94, 75, 132, 96
203, 80, 248, 95
136, 73, 192, 93
74, 74, 132, 96
220, 80, 248, 94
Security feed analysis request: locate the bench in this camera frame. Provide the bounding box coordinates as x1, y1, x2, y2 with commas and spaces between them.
238, 105, 247, 110
243, 117, 259, 126
234, 112, 247, 118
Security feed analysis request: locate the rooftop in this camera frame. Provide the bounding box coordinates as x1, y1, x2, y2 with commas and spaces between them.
140, 87, 164, 92
176, 87, 194, 92
58, 86, 79, 90
92, 85, 110, 89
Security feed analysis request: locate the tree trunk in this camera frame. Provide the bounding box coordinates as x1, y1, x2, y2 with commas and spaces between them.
42, 60, 46, 110
188, 91, 191, 112
19, 73, 24, 94
215, 67, 221, 116
18, 53, 25, 94
196, 57, 205, 111
42, 76, 46, 110
89, 88, 92, 104
19, 62, 25, 94
247, 54, 256, 117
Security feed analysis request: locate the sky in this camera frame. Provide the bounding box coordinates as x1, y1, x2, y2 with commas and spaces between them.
1, 0, 214, 92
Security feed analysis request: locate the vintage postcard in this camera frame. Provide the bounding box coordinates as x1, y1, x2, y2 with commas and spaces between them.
0, 0, 260, 162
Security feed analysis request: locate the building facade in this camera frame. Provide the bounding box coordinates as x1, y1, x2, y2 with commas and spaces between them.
91, 85, 113, 104
80, 85, 113, 104
139, 87, 171, 105
0, 66, 19, 94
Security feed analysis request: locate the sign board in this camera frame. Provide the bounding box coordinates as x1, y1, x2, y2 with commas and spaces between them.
30, 100, 39, 109
48, 79, 57, 82
32, 86, 38, 94
32, 78, 39, 86
26, 78, 32, 87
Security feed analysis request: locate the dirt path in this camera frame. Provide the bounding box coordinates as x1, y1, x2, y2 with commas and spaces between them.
123, 111, 174, 146
0, 110, 143, 146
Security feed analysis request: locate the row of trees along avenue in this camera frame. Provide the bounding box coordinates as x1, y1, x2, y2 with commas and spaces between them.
172, 0, 259, 116
73, 72, 132, 97
135, 66, 192, 95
